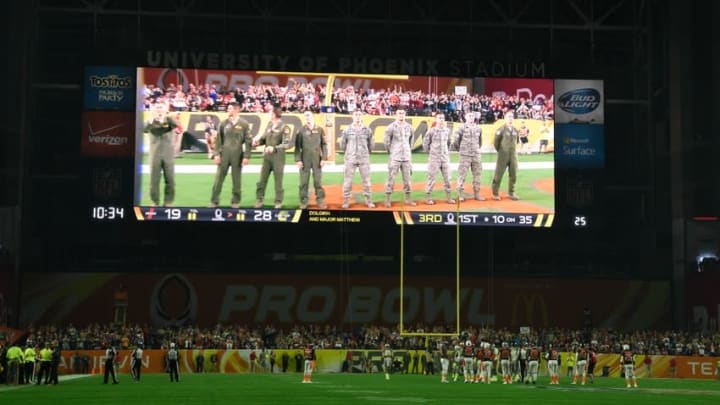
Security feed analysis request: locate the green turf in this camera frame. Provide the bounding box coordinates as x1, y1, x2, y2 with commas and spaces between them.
137, 153, 554, 210
138, 169, 554, 209
3, 373, 719, 405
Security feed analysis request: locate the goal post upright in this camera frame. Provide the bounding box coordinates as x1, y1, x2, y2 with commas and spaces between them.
399, 198, 462, 340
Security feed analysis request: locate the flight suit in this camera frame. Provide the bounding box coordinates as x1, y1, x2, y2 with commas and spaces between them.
255, 122, 293, 207
143, 116, 178, 206
492, 124, 520, 199
294, 125, 328, 207
210, 117, 252, 206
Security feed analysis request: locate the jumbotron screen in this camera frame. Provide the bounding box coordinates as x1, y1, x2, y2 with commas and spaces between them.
133, 68, 555, 226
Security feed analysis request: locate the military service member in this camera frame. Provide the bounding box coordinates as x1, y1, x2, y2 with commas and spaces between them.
340, 110, 375, 209
453, 111, 485, 202
208, 102, 252, 208
491, 111, 520, 200
143, 103, 179, 207
423, 114, 455, 205
384, 109, 416, 208
254, 107, 294, 209
295, 111, 328, 209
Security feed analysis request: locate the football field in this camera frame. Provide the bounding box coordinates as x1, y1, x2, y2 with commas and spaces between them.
3, 373, 719, 405
136, 153, 555, 212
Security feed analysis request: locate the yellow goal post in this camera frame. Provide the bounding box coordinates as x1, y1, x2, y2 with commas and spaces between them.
398, 198, 462, 346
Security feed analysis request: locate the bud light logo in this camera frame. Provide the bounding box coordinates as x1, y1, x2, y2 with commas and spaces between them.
558, 88, 601, 115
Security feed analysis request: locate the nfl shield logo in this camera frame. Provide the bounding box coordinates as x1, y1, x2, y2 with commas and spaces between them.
92, 167, 121, 200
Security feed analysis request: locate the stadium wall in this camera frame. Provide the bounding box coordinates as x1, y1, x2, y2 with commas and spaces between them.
21, 273, 671, 330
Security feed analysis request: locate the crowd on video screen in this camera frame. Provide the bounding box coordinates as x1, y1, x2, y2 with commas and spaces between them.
142, 80, 554, 123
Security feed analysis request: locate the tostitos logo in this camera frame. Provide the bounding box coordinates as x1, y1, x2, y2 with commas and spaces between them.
89, 75, 133, 88
558, 88, 601, 115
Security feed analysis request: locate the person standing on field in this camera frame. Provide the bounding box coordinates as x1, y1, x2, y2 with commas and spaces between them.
208, 102, 252, 208
423, 113, 455, 205
143, 103, 178, 207
295, 111, 328, 209
491, 111, 520, 201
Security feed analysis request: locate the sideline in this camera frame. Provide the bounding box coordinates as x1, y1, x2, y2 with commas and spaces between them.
0, 374, 92, 392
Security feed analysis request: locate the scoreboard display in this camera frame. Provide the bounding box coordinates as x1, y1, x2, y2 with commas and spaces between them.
85, 67, 571, 228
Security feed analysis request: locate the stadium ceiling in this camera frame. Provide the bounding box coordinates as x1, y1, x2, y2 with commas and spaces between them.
39, 0, 646, 31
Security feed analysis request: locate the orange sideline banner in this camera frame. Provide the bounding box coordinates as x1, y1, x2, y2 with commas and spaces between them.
57, 349, 719, 380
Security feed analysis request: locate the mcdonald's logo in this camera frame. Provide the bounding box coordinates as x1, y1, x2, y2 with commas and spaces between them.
510, 293, 549, 327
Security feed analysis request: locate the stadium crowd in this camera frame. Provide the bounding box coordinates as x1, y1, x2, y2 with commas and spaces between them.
11, 323, 720, 356
142, 80, 554, 123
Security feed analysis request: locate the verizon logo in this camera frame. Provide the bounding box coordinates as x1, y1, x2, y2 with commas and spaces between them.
88, 135, 128, 145
87, 123, 129, 146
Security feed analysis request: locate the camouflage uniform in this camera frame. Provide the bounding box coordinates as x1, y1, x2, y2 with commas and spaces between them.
340, 124, 375, 208
423, 125, 455, 204
453, 122, 484, 201
384, 121, 416, 207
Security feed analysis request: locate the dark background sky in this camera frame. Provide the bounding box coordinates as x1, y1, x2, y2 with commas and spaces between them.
2, 0, 719, 281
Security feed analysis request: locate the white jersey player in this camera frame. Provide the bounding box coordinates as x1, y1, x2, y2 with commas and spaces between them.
462, 340, 475, 383
621, 344, 638, 388
572, 345, 590, 385
382, 343, 393, 380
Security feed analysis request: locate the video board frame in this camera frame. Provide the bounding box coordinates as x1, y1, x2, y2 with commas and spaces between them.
132, 68, 556, 227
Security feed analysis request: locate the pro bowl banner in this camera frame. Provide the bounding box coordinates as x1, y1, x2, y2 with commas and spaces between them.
554, 79, 604, 124
84, 66, 136, 111
555, 124, 605, 168
20, 273, 671, 330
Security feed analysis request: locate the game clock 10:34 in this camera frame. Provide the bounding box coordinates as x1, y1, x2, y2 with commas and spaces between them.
91, 206, 125, 221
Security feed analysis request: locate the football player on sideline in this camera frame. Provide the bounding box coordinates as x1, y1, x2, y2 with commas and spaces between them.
439, 343, 450, 383
452, 343, 463, 382
302, 343, 316, 383
481, 343, 495, 384
462, 340, 475, 383
572, 344, 589, 385
527, 345, 540, 384
621, 344, 638, 388
382, 343, 393, 380
546, 345, 561, 385
499, 342, 512, 384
